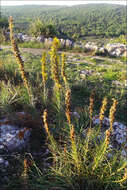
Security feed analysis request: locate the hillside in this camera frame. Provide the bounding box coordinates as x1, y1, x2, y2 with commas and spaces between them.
1, 4, 126, 39
0, 6, 127, 190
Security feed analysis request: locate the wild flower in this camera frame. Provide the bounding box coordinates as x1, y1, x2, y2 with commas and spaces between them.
89, 91, 94, 127
41, 52, 47, 85
105, 128, 111, 146
99, 97, 108, 126
43, 109, 50, 137
50, 37, 61, 89
109, 99, 118, 131
61, 53, 67, 85
65, 89, 71, 125
70, 124, 75, 142
9, 16, 31, 102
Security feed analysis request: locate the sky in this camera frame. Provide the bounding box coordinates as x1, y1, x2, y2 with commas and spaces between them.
1, 1, 127, 6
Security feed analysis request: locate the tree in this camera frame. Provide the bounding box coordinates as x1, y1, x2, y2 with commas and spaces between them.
29, 18, 45, 37
45, 24, 56, 37
29, 18, 57, 37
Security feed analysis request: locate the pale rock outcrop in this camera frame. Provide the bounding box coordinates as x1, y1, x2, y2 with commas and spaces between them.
60, 39, 66, 48
22, 35, 36, 42
65, 39, 73, 47
98, 46, 108, 55
105, 43, 127, 57
85, 42, 98, 51
93, 116, 127, 159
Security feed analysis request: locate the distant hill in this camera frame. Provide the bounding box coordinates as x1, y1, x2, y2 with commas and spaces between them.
1, 4, 126, 39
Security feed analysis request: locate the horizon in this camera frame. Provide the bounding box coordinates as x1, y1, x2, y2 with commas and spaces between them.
1, 1, 126, 6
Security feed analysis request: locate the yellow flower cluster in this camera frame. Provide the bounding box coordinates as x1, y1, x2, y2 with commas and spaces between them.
50, 37, 61, 89
109, 99, 118, 131
9, 16, 30, 95
65, 89, 71, 125
104, 99, 118, 146
41, 52, 47, 85
105, 129, 111, 146
70, 125, 75, 142
43, 109, 50, 137
99, 97, 108, 126
61, 53, 67, 85
89, 91, 94, 126
52, 37, 60, 49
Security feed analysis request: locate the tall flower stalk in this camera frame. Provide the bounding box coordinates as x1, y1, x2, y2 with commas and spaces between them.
65, 89, 71, 126
41, 52, 47, 103
50, 37, 61, 89
89, 91, 94, 127
92, 99, 118, 172
109, 99, 118, 131
99, 97, 108, 127
50, 37, 61, 110
43, 109, 50, 138
61, 53, 67, 87
9, 16, 32, 104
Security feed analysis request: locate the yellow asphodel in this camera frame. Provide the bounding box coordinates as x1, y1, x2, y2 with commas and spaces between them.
109, 99, 118, 131
41, 52, 47, 85
89, 91, 94, 127
43, 109, 50, 137
99, 97, 108, 126
61, 53, 67, 85
9, 16, 30, 97
65, 89, 71, 126
50, 37, 61, 89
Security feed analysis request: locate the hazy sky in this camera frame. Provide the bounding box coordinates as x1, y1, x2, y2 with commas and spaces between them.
1, 1, 127, 6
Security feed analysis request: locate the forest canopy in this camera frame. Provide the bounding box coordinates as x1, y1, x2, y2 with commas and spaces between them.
1, 4, 127, 39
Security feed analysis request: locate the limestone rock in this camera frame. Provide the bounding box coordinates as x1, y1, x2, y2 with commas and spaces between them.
60, 39, 66, 48
105, 43, 127, 57
85, 42, 98, 51
65, 39, 73, 47
92, 116, 127, 159
0, 112, 32, 152
22, 35, 36, 42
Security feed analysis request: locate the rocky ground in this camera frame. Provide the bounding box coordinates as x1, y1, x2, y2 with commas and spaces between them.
0, 112, 126, 187
0, 46, 126, 188
2, 31, 127, 57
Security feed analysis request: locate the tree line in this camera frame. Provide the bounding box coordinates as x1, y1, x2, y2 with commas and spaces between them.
1, 4, 127, 39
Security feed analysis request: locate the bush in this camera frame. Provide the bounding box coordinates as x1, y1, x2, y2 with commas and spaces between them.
29, 18, 57, 37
